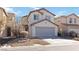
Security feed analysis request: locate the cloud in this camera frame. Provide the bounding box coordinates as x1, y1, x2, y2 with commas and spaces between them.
2, 7, 21, 16
3, 7, 15, 13
30, 7, 40, 10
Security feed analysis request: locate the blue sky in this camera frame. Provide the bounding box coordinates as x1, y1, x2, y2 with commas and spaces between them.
3, 7, 79, 21
4, 7, 79, 17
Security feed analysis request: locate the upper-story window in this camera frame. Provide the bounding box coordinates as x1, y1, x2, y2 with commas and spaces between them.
69, 18, 72, 23
74, 18, 76, 23
34, 14, 39, 20
45, 15, 50, 20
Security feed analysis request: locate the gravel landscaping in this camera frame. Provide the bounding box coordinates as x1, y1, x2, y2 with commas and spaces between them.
1, 39, 79, 51
3, 38, 50, 47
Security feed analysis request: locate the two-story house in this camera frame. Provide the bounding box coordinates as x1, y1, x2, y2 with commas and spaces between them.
0, 7, 17, 37
19, 16, 28, 31
55, 13, 79, 35
7, 13, 16, 37
0, 7, 8, 37
27, 8, 58, 38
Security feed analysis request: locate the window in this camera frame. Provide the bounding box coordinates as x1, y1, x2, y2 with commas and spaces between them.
69, 18, 72, 23
45, 15, 50, 20
34, 14, 39, 20
74, 18, 76, 23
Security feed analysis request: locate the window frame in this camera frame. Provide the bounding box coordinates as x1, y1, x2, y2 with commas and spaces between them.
45, 15, 51, 20
33, 14, 39, 20
69, 18, 72, 24
74, 18, 76, 24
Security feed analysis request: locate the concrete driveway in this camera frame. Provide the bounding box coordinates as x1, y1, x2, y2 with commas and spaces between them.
0, 39, 79, 51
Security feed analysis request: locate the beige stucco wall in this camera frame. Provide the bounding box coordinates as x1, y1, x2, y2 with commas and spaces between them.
64, 14, 79, 33
28, 12, 42, 25
55, 14, 79, 33
39, 9, 55, 22
28, 9, 55, 25
5, 13, 17, 37
67, 26, 79, 33
55, 14, 79, 25
54, 16, 67, 25
7, 13, 16, 29
29, 20, 58, 37
28, 9, 56, 37
20, 16, 28, 25
54, 16, 67, 32
67, 28, 79, 34
0, 9, 7, 24
66, 14, 79, 24
19, 16, 28, 31
7, 13, 16, 27
0, 8, 8, 37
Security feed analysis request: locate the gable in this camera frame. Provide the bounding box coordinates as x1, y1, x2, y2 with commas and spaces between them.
31, 19, 58, 27
39, 8, 56, 16
32, 20, 58, 29
67, 14, 79, 18
27, 8, 56, 20
0, 7, 8, 17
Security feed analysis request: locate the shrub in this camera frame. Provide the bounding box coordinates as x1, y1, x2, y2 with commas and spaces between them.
69, 31, 77, 37
59, 31, 69, 37
11, 28, 20, 37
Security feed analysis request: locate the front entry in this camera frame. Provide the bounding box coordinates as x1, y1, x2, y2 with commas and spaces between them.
6, 27, 11, 37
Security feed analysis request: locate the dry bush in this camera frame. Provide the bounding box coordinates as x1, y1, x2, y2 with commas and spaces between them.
30, 39, 50, 45
29, 37, 42, 39
10, 39, 50, 47
12, 28, 20, 37
20, 31, 28, 38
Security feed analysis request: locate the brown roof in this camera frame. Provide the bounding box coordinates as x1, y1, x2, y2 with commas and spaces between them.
39, 8, 56, 16
30, 19, 58, 26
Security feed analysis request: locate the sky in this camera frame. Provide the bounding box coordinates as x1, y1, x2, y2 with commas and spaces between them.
3, 7, 79, 21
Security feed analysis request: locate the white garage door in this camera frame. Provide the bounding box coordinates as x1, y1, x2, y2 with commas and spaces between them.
35, 27, 56, 38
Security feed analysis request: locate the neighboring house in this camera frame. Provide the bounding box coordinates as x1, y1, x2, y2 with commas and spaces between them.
0, 7, 17, 37
27, 8, 58, 38
55, 13, 79, 35
0, 7, 8, 37
19, 16, 28, 31
7, 13, 16, 37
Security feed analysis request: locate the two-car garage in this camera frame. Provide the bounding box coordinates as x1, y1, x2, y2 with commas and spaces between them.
35, 27, 56, 38
30, 20, 58, 38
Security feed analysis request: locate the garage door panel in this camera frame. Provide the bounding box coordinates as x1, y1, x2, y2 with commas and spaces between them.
35, 27, 56, 38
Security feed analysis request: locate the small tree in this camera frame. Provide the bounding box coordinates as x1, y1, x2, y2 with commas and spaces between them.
20, 31, 28, 38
